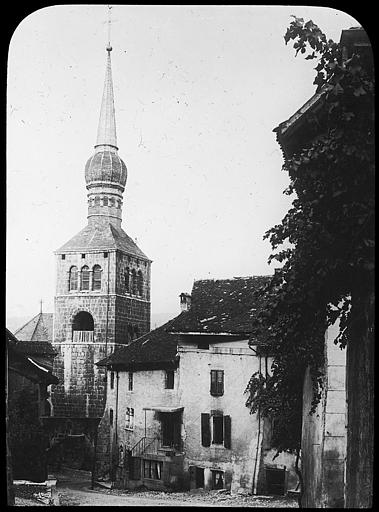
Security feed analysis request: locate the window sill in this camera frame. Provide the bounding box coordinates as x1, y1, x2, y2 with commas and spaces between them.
124, 427, 134, 431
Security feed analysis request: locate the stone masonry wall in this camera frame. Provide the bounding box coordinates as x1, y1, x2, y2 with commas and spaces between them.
51, 342, 107, 418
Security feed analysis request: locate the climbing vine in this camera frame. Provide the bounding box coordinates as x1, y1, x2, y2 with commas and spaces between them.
245, 18, 374, 454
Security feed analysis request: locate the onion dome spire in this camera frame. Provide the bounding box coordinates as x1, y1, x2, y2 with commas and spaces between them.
85, 39, 127, 229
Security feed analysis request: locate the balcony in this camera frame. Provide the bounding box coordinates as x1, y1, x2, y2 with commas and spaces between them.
131, 437, 183, 458
72, 330, 94, 343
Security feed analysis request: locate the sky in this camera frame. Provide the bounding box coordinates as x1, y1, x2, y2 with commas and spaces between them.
6, 5, 360, 329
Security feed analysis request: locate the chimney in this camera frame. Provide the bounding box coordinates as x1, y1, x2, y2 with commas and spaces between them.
180, 293, 191, 312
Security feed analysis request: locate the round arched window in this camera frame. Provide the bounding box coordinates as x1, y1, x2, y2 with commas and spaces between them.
92, 265, 102, 290
80, 266, 90, 290
69, 266, 78, 291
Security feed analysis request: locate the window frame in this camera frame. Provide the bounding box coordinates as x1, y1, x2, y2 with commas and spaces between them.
212, 414, 224, 445
128, 372, 133, 391
80, 265, 90, 291
69, 266, 78, 291
92, 264, 102, 291
125, 407, 135, 430
165, 370, 175, 389
210, 369, 224, 396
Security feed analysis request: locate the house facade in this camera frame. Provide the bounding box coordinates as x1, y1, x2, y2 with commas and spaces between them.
95, 277, 297, 494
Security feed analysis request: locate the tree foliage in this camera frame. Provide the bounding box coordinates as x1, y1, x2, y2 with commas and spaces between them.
245, 18, 374, 454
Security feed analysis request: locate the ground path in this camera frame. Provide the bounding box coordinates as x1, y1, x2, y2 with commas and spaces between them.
16, 468, 299, 507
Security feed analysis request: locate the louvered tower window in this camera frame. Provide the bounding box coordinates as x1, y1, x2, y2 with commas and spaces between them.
92, 265, 102, 290
69, 266, 78, 291
80, 265, 90, 290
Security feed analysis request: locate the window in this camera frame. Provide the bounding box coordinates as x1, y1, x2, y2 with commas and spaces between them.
109, 408, 113, 426
131, 269, 137, 295
104, 252, 108, 258
103, 197, 108, 206
125, 268, 130, 293
61, 254, 65, 260
125, 407, 134, 430
143, 460, 162, 480
213, 415, 224, 444
110, 371, 115, 390
128, 372, 133, 391
201, 413, 231, 448
165, 370, 174, 389
81, 253, 86, 259
137, 270, 143, 297
211, 470, 224, 490
210, 370, 224, 396
80, 266, 90, 290
92, 265, 102, 290
69, 266, 78, 291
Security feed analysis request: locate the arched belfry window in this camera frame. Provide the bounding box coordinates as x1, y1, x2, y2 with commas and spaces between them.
125, 268, 130, 293
92, 265, 102, 291
72, 311, 94, 342
80, 266, 90, 290
137, 270, 143, 297
69, 266, 78, 291
131, 269, 137, 295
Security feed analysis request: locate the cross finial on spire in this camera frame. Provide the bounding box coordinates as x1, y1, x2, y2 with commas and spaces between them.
106, 5, 113, 52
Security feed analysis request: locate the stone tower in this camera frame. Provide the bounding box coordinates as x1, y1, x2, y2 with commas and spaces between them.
49, 44, 151, 455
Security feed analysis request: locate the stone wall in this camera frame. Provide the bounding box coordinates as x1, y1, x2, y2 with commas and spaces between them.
301, 319, 346, 508
51, 341, 107, 418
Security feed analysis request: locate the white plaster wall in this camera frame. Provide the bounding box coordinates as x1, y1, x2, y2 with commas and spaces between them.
107, 368, 180, 452
178, 339, 261, 494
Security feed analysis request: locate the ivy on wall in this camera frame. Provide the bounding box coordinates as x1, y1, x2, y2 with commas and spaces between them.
245, 18, 374, 455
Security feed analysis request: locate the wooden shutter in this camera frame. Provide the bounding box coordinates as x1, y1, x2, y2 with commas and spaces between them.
201, 413, 211, 447
224, 415, 231, 449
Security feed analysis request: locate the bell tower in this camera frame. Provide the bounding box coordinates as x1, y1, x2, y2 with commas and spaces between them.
50, 37, 151, 434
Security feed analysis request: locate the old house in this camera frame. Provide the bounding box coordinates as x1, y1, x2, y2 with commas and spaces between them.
95, 276, 297, 494
273, 26, 371, 508
6, 328, 58, 483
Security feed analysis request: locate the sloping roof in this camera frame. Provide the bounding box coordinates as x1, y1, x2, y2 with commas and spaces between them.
12, 341, 57, 357
15, 313, 53, 342
6, 329, 58, 385
56, 222, 149, 260
97, 316, 181, 369
169, 276, 271, 334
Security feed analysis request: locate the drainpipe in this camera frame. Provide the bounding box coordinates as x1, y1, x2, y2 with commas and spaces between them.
252, 353, 263, 495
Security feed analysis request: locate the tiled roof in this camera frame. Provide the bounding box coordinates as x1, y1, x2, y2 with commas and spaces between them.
56, 222, 149, 259
169, 276, 271, 334
12, 341, 57, 357
15, 313, 53, 342
6, 329, 58, 384
97, 317, 181, 369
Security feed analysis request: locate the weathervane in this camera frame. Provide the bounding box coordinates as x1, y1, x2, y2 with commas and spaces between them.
107, 4, 113, 52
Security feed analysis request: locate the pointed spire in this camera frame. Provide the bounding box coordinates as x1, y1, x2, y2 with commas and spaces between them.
95, 46, 118, 150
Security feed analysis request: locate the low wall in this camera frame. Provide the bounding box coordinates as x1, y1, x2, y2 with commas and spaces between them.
13, 478, 59, 506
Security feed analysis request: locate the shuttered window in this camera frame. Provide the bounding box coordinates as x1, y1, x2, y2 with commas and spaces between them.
210, 370, 224, 396
223, 415, 231, 449
213, 415, 224, 444
201, 413, 211, 447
